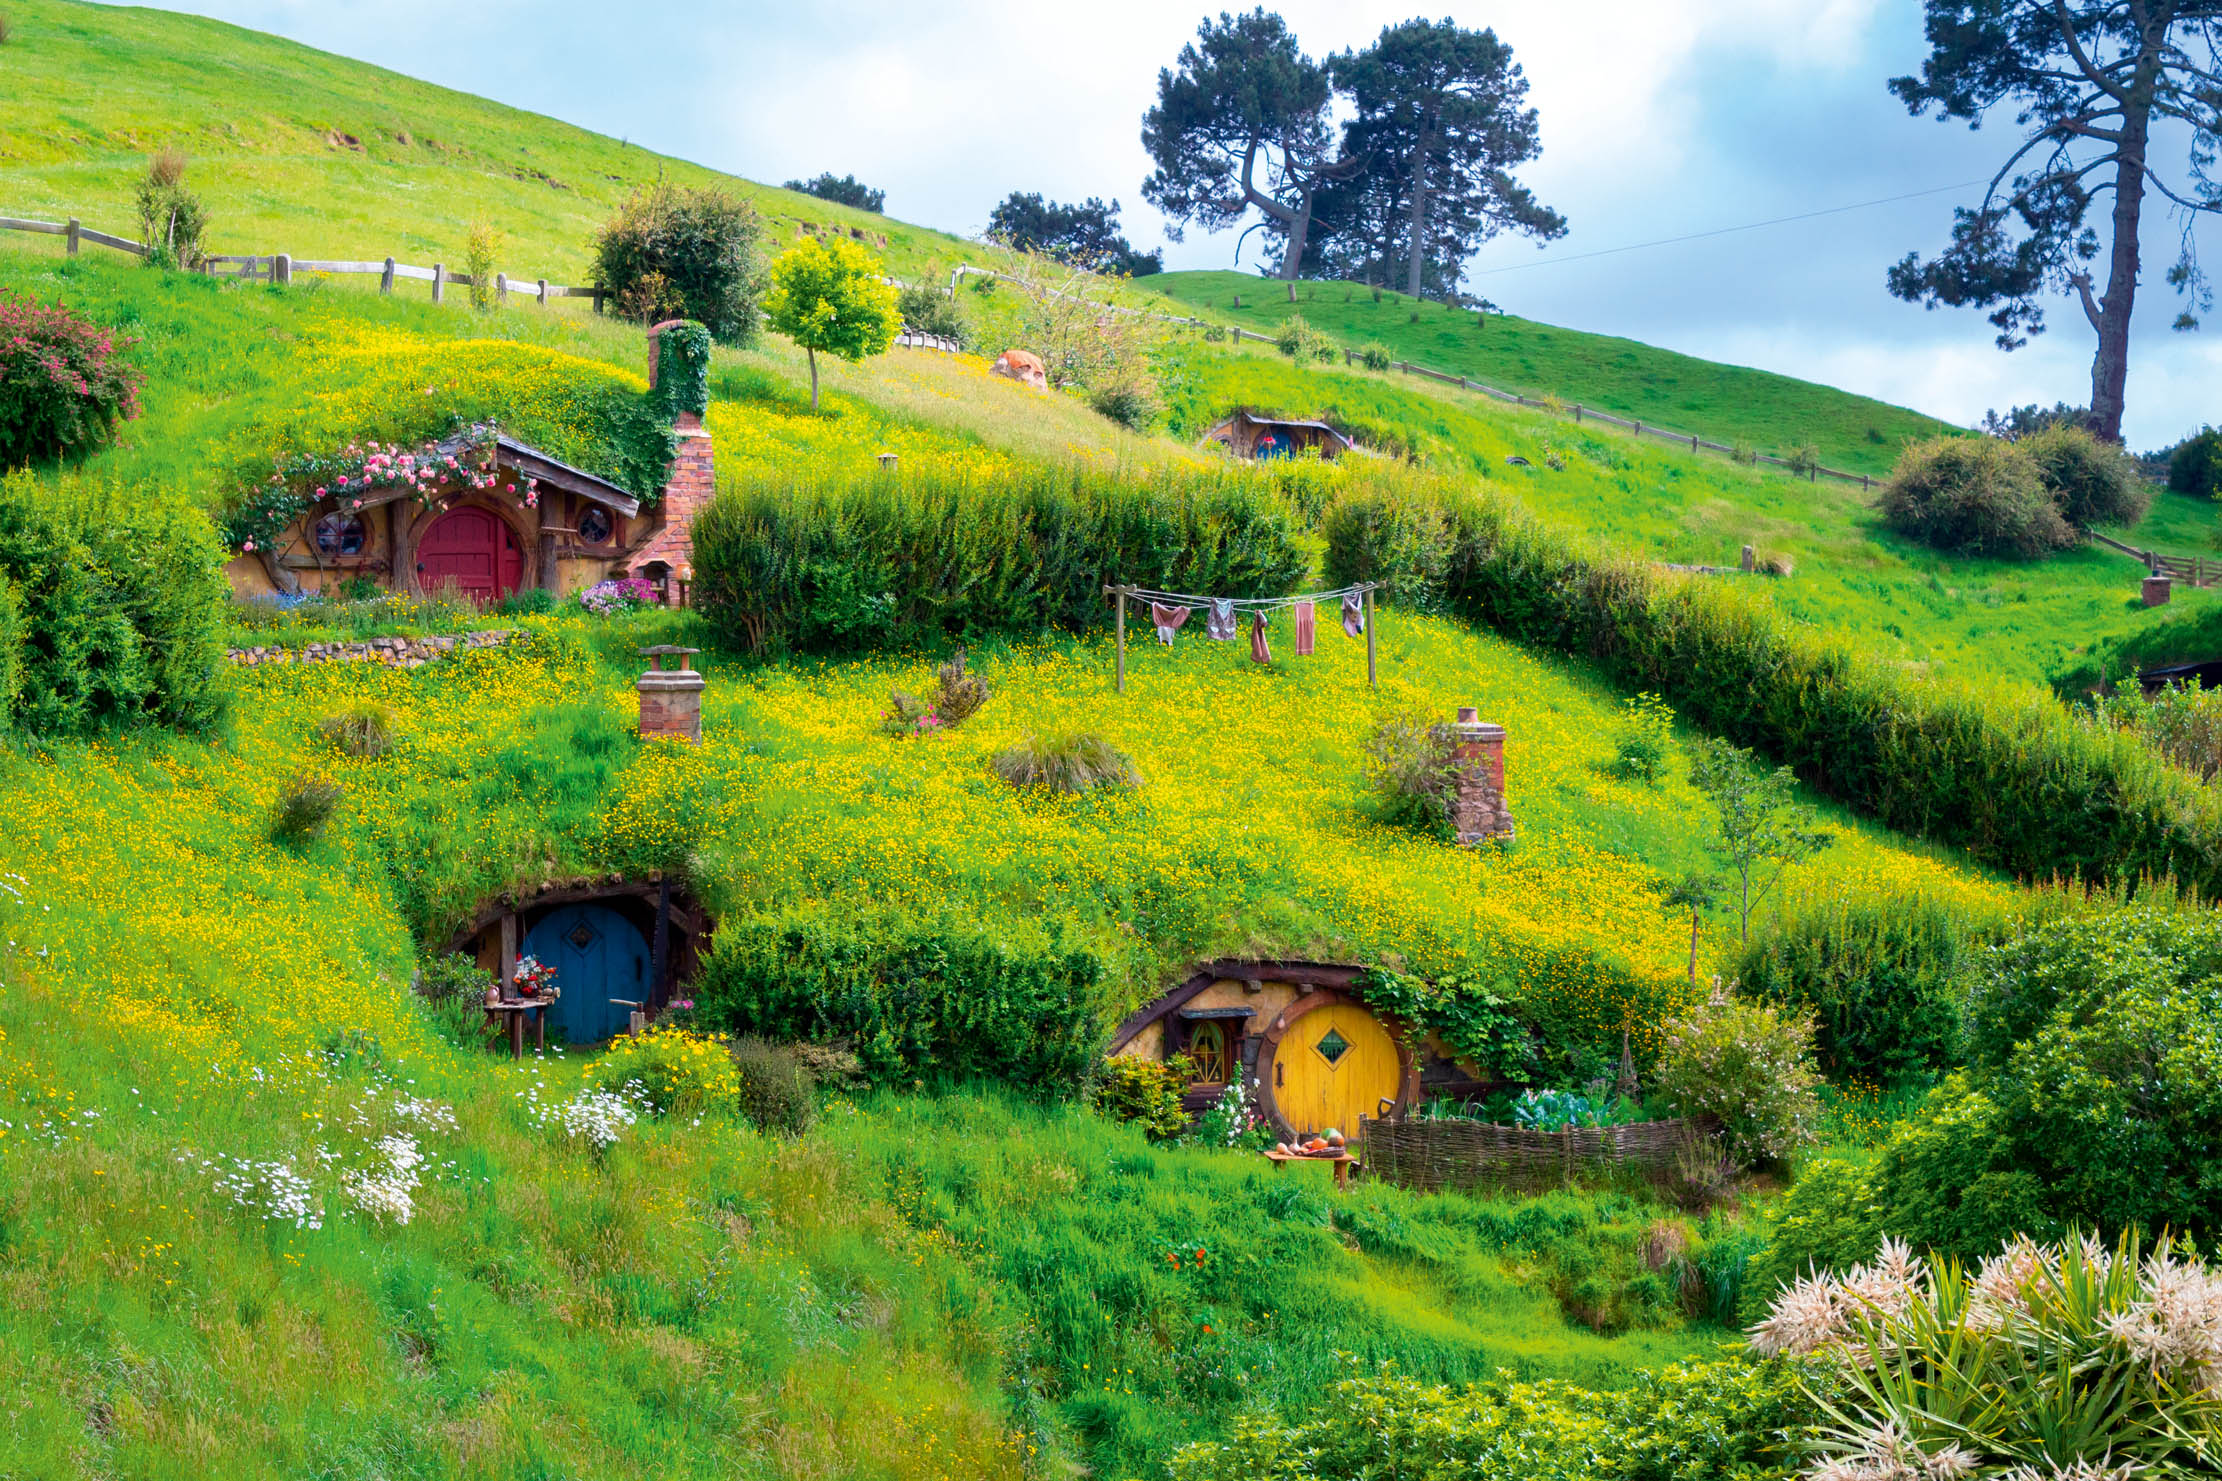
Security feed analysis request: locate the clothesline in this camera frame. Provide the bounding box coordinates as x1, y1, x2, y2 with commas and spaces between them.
1102, 580, 1379, 613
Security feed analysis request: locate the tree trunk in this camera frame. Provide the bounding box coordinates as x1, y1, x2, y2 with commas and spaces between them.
1687, 911, 1700, 984
2085, 103, 2150, 445
1277, 190, 1314, 281
807, 346, 819, 410
1406, 134, 1433, 299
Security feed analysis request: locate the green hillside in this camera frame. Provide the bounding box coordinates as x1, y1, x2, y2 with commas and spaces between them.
0, 0, 1009, 288
1147, 269, 1962, 477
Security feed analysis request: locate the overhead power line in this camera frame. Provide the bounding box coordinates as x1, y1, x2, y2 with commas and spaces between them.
1468, 179, 1990, 276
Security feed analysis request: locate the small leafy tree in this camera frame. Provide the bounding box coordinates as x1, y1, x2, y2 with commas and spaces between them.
1655, 872, 1723, 984
1688, 737, 1834, 940
1607, 691, 1675, 783
593, 182, 765, 344
763, 236, 900, 410
134, 149, 207, 270
462, 218, 502, 312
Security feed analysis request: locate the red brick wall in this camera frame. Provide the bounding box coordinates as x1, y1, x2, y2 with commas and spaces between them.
630, 410, 713, 593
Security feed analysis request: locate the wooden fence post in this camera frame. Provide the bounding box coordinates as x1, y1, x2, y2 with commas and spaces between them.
1574, 404, 1582, 422
380, 257, 395, 294
431, 263, 444, 303
536, 278, 548, 306
65, 218, 80, 256
1113, 589, 1127, 694
1692, 433, 1699, 452
273, 253, 291, 287
1365, 587, 1377, 690
496, 272, 508, 306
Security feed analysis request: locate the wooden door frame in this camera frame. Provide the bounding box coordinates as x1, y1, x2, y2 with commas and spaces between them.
1253, 988, 1418, 1140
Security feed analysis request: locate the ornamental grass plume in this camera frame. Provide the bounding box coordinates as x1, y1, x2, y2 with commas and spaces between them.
1751, 1231, 2222, 1480
990, 732, 1140, 795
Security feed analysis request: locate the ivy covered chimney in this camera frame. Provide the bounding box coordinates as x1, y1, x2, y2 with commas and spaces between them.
630, 319, 714, 603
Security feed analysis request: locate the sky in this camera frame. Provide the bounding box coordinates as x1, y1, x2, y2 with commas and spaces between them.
150, 0, 2222, 448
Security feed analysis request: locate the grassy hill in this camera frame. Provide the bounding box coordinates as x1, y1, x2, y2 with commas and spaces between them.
1147, 269, 1962, 477
0, 0, 1012, 289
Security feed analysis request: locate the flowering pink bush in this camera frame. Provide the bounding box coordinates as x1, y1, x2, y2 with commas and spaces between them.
578, 577, 657, 615
224, 423, 514, 554
0, 295, 143, 468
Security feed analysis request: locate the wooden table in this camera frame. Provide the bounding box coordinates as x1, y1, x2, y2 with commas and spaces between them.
1263, 1148, 1359, 1190
484, 998, 549, 1059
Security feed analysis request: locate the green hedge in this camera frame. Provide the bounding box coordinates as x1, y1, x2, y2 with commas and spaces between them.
0, 476, 229, 736
692, 463, 1308, 654
692, 913, 1115, 1093
1322, 475, 2222, 894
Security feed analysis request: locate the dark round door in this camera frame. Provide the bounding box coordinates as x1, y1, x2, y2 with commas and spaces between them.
416, 507, 522, 600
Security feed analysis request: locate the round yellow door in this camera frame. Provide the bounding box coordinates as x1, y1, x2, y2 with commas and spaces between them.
1270, 1003, 1400, 1140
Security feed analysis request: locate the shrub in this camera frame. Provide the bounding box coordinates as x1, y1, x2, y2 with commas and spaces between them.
1166, 1357, 1824, 1481
877, 688, 940, 739
2021, 422, 2149, 528
1784, 441, 1821, 479
271, 774, 344, 848
415, 951, 490, 1006
1360, 711, 1457, 838
1749, 1233, 2222, 1479
0, 295, 144, 468
1875, 435, 2074, 557
781, 172, 884, 212
931, 647, 990, 725
496, 588, 554, 617
0, 576, 21, 724
592, 1027, 742, 1116
2086, 674, 2222, 780
592, 182, 765, 343
2167, 425, 2222, 497
1654, 994, 1821, 1167
692, 914, 1112, 1093
318, 702, 396, 759
133, 149, 208, 270
1731, 892, 1973, 1081
990, 732, 1140, 794
1319, 470, 2222, 896
1358, 341, 1392, 372
1091, 1055, 1191, 1140
1606, 691, 1674, 783
727, 1038, 817, 1135
650, 319, 712, 418
0, 477, 228, 736
692, 462, 1307, 655
1087, 372, 1160, 431
462, 218, 501, 312
895, 282, 968, 346
578, 577, 655, 615
1272, 315, 1335, 363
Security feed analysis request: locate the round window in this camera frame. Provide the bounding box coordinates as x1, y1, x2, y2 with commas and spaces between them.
578, 506, 614, 545
314, 512, 368, 556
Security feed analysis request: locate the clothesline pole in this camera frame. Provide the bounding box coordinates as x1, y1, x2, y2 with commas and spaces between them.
1114, 587, 1127, 693
1365, 587, 1377, 690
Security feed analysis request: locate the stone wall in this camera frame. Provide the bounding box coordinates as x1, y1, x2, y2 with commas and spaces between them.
227, 628, 517, 667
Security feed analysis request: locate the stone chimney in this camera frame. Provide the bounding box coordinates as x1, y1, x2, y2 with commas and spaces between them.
1449, 706, 1516, 845
629, 320, 714, 604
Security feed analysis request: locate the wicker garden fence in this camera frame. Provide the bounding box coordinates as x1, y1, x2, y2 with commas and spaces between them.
1364, 1114, 1717, 1195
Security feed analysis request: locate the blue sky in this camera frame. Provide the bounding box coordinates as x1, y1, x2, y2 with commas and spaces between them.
153, 0, 2222, 448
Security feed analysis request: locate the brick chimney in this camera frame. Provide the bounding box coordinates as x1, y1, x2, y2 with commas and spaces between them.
1449, 706, 1516, 845
629, 320, 714, 605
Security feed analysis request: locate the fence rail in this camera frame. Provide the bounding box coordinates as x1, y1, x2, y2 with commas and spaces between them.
2088, 529, 2222, 587
1364, 1114, 1715, 1194
3, 214, 606, 308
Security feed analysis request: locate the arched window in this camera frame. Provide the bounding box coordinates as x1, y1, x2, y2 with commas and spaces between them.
1187, 1020, 1231, 1085
578, 506, 614, 545
314, 511, 368, 556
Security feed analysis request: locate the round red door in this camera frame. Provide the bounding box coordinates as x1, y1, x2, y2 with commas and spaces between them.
415, 508, 523, 601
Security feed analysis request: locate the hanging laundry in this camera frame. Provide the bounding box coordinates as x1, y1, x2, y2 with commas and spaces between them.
1149, 603, 1191, 646
1205, 597, 1238, 641
1293, 600, 1315, 656
1249, 609, 1272, 664
1341, 590, 1366, 638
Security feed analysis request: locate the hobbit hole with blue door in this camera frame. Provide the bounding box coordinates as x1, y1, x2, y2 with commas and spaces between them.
446, 878, 708, 1048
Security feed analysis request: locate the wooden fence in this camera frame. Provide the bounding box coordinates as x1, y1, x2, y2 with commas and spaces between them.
2088, 529, 2222, 587
1364, 1114, 1715, 1195
2, 214, 607, 309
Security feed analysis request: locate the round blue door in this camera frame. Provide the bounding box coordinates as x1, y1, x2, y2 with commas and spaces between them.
524, 903, 648, 1045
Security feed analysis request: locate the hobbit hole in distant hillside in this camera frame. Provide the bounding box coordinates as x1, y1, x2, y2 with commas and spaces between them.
446, 877, 709, 1046
224, 324, 715, 607
1199, 408, 1356, 460
1110, 961, 1511, 1141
